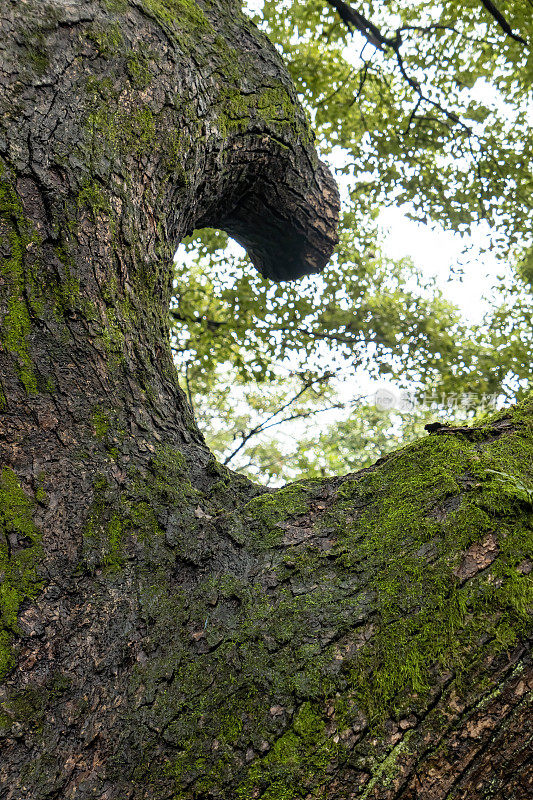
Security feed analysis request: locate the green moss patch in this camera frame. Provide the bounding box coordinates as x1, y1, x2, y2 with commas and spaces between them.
139, 0, 213, 38
0, 166, 82, 392
216, 84, 312, 145
0, 673, 70, 735
331, 407, 533, 721
240, 482, 311, 548
147, 403, 531, 798
236, 701, 341, 800
84, 78, 158, 163
0, 172, 40, 394
82, 445, 200, 574
0, 468, 43, 678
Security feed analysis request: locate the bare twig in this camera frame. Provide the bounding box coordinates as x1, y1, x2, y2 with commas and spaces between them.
222, 372, 337, 465
405, 97, 422, 134
397, 24, 484, 44
354, 57, 372, 101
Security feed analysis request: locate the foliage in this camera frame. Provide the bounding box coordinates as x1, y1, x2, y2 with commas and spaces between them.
259, 0, 532, 250
171, 0, 532, 482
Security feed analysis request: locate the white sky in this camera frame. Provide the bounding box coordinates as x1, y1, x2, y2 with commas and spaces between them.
378, 208, 501, 324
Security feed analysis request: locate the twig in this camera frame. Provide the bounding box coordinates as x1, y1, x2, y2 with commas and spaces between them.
222, 372, 336, 465
325, 0, 390, 50
170, 308, 226, 331
405, 97, 422, 134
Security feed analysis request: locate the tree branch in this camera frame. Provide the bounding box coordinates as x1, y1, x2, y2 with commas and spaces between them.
325, 0, 390, 50
170, 308, 226, 331
324, 0, 526, 134
479, 0, 527, 45
324, 1, 474, 133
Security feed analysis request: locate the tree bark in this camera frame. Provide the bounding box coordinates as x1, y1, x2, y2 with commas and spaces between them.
0, 1, 531, 799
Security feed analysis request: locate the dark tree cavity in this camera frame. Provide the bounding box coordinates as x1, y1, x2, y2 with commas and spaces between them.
0, 2, 531, 799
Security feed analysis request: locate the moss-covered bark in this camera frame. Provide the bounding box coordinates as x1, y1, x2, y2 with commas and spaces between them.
0, 1, 531, 798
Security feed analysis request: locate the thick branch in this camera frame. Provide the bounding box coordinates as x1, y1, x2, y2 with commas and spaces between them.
479, 0, 527, 44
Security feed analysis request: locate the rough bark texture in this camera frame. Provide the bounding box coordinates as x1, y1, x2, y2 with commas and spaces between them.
0, 1, 531, 799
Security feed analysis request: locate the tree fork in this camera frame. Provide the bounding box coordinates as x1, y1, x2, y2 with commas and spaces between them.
0, 1, 531, 799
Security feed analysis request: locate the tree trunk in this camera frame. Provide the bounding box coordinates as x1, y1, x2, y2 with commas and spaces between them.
0, 1, 531, 798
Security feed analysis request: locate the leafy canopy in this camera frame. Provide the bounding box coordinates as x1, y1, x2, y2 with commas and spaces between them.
172, 0, 532, 483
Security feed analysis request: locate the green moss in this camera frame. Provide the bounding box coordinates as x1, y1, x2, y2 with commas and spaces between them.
139, 0, 213, 38
0, 170, 79, 387
89, 408, 127, 464
84, 481, 127, 573
484, 468, 533, 505
257, 86, 302, 124
126, 51, 153, 89
104, 514, 125, 571
0, 172, 39, 394
101, 306, 126, 365
20, 29, 49, 76
241, 483, 309, 548
82, 445, 197, 574
51, 244, 81, 313
25, 46, 49, 76
0, 468, 43, 678
116, 403, 533, 797
18, 753, 60, 792
359, 732, 414, 800
34, 474, 48, 506
129, 106, 157, 154
77, 180, 112, 222
137, 567, 355, 795
86, 101, 156, 161
91, 409, 112, 440
150, 445, 187, 487
0, 673, 70, 735
329, 414, 533, 721
103, 0, 129, 10
86, 21, 124, 57
236, 702, 340, 799
84, 76, 179, 193
216, 84, 310, 143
